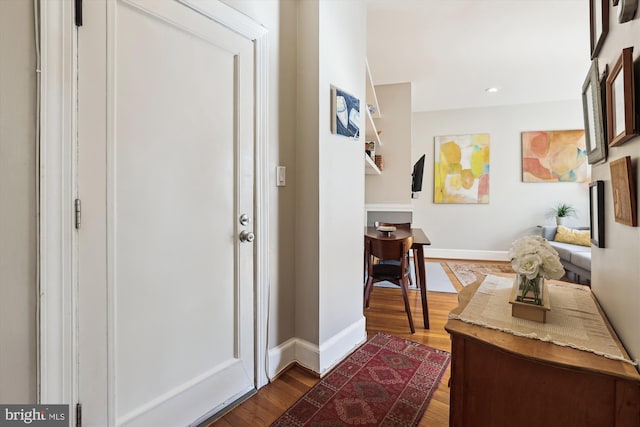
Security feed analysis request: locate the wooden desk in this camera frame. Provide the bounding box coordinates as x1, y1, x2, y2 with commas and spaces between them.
445, 277, 640, 427
364, 226, 432, 329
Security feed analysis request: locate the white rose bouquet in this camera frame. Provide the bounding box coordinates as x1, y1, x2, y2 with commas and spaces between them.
508, 236, 564, 304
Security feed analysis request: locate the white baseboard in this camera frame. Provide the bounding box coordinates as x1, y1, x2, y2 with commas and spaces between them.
364, 203, 414, 212
267, 317, 367, 379
318, 316, 367, 375
267, 337, 298, 379
424, 248, 509, 261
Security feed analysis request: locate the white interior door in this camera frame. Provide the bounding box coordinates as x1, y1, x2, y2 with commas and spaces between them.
76, 1, 255, 425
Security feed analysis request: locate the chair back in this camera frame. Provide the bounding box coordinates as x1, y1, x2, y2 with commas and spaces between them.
364, 235, 417, 333
367, 236, 413, 267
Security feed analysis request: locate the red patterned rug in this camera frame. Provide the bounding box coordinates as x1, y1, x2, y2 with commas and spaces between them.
271, 333, 450, 426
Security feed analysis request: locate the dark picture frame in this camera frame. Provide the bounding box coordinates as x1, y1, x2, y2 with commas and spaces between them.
589, 180, 605, 247
582, 59, 607, 164
606, 47, 637, 147
610, 156, 637, 227
618, 0, 639, 23
330, 85, 360, 138
590, 0, 609, 58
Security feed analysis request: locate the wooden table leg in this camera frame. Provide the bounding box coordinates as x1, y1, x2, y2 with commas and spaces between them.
412, 249, 420, 289
363, 237, 368, 284
415, 245, 429, 329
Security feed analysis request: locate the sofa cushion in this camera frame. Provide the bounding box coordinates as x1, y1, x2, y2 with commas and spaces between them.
548, 241, 589, 261
554, 226, 591, 247
571, 251, 591, 271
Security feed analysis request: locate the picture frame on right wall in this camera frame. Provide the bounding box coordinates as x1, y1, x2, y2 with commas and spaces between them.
589, 180, 605, 247
610, 156, 637, 227
590, 0, 609, 58
582, 59, 607, 164
606, 47, 637, 147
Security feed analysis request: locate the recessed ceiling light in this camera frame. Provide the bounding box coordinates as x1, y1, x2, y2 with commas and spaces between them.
485, 87, 500, 93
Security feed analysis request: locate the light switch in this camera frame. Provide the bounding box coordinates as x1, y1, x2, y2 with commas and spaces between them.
276, 166, 286, 187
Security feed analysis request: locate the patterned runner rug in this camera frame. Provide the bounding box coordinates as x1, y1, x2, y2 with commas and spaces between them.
446, 261, 513, 286
271, 333, 451, 426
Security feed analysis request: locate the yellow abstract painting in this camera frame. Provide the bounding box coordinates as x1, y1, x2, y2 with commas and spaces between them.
434, 134, 490, 204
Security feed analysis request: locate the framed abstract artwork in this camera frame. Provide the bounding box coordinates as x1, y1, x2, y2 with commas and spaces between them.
590, 0, 609, 58
330, 85, 360, 138
610, 156, 637, 227
589, 180, 604, 247
521, 130, 588, 183
581, 59, 606, 164
606, 47, 637, 147
434, 133, 490, 204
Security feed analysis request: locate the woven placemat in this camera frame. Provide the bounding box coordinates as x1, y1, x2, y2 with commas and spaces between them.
448, 275, 636, 365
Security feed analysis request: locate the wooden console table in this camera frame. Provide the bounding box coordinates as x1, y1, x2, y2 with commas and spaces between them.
445, 277, 640, 427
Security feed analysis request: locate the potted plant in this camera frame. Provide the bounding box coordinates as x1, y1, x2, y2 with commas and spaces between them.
548, 203, 576, 226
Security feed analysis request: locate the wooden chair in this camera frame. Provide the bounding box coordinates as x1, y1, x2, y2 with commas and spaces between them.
374, 222, 417, 288
364, 235, 415, 333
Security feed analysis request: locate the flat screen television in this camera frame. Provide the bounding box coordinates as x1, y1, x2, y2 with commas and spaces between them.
411, 154, 426, 196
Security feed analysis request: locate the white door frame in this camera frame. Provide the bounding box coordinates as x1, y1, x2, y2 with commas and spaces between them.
38, 0, 270, 411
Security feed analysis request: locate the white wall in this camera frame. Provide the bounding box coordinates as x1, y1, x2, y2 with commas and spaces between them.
317, 0, 367, 369
0, 0, 37, 402
412, 100, 589, 258
589, 6, 640, 363
225, 0, 366, 374
365, 83, 413, 204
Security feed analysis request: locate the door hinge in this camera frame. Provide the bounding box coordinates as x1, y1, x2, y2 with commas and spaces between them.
75, 0, 83, 26
74, 199, 81, 229
75, 403, 82, 427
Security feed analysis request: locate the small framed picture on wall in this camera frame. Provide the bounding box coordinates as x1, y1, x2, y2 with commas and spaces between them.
610, 156, 637, 227
581, 59, 606, 164
606, 47, 637, 147
330, 86, 360, 139
589, 180, 604, 247
589, 0, 609, 58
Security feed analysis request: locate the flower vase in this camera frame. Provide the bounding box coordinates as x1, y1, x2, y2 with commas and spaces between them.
515, 274, 544, 305
509, 274, 550, 323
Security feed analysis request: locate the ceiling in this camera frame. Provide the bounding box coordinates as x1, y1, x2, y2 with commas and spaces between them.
366, 0, 590, 112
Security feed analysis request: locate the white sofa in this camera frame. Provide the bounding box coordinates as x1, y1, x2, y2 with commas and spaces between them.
540, 226, 591, 282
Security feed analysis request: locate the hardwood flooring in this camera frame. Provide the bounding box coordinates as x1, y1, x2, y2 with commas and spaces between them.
208, 259, 508, 426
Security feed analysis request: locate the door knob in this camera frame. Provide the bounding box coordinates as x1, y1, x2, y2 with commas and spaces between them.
239, 230, 255, 243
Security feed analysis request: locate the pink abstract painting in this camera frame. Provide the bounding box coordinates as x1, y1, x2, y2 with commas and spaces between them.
521, 130, 588, 183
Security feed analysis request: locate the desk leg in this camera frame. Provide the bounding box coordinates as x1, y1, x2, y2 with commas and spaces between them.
412, 249, 420, 289
415, 245, 429, 329
363, 238, 372, 308
363, 237, 368, 284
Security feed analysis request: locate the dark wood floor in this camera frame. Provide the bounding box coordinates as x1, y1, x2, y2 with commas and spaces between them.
209, 259, 509, 426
